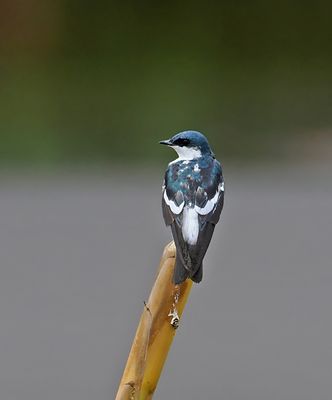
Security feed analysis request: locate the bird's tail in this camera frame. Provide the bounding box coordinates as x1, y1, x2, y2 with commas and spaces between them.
172, 255, 203, 284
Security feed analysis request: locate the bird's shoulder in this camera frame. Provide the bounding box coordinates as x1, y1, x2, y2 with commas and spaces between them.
165, 156, 219, 180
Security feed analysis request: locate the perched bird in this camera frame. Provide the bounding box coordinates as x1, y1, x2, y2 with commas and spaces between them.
160, 130, 224, 284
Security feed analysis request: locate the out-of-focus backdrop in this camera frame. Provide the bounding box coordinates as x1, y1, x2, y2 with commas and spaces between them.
0, 2, 332, 400
1, 0, 332, 164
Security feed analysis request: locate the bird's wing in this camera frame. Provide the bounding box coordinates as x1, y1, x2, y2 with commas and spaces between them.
194, 160, 224, 227
182, 161, 224, 276
162, 178, 185, 226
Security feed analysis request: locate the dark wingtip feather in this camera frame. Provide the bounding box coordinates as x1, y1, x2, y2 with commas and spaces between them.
190, 263, 203, 283
173, 256, 189, 284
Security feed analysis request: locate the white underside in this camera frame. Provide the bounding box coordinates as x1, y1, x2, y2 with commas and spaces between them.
182, 207, 199, 245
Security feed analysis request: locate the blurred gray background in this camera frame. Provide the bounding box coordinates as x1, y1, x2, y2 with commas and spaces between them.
1, 164, 331, 400
1, 1, 332, 399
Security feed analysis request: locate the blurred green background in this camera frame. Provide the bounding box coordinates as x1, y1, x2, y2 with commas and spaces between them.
0, 0, 331, 165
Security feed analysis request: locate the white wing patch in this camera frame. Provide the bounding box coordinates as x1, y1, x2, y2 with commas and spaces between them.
182, 206, 199, 245
163, 190, 185, 214
195, 183, 223, 216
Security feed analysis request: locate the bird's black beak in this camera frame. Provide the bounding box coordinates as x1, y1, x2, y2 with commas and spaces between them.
159, 139, 172, 146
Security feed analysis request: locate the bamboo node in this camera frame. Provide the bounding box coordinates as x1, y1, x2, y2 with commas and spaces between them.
124, 381, 135, 400
143, 301, 152, 316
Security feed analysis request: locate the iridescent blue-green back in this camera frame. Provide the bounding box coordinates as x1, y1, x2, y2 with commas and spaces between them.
164, 156, 222, 206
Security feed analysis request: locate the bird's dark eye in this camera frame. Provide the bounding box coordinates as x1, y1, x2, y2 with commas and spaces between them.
173, 138, 190, 147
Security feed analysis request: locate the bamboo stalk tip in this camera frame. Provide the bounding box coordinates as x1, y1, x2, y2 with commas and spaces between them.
164, 241, 176, 259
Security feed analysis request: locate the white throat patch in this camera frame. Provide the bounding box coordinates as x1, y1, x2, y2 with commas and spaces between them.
170, 146, 202, 164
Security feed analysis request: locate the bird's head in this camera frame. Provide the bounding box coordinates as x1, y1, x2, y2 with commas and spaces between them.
160, 130, 212, 160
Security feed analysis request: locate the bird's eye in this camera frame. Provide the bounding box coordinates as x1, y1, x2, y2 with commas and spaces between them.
173, 138, 190, 146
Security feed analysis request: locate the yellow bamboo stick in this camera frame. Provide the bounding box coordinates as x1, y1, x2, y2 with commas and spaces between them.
115, 241, 193, 400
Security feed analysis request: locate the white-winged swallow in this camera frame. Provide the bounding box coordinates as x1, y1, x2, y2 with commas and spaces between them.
160, 130, 224, 284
